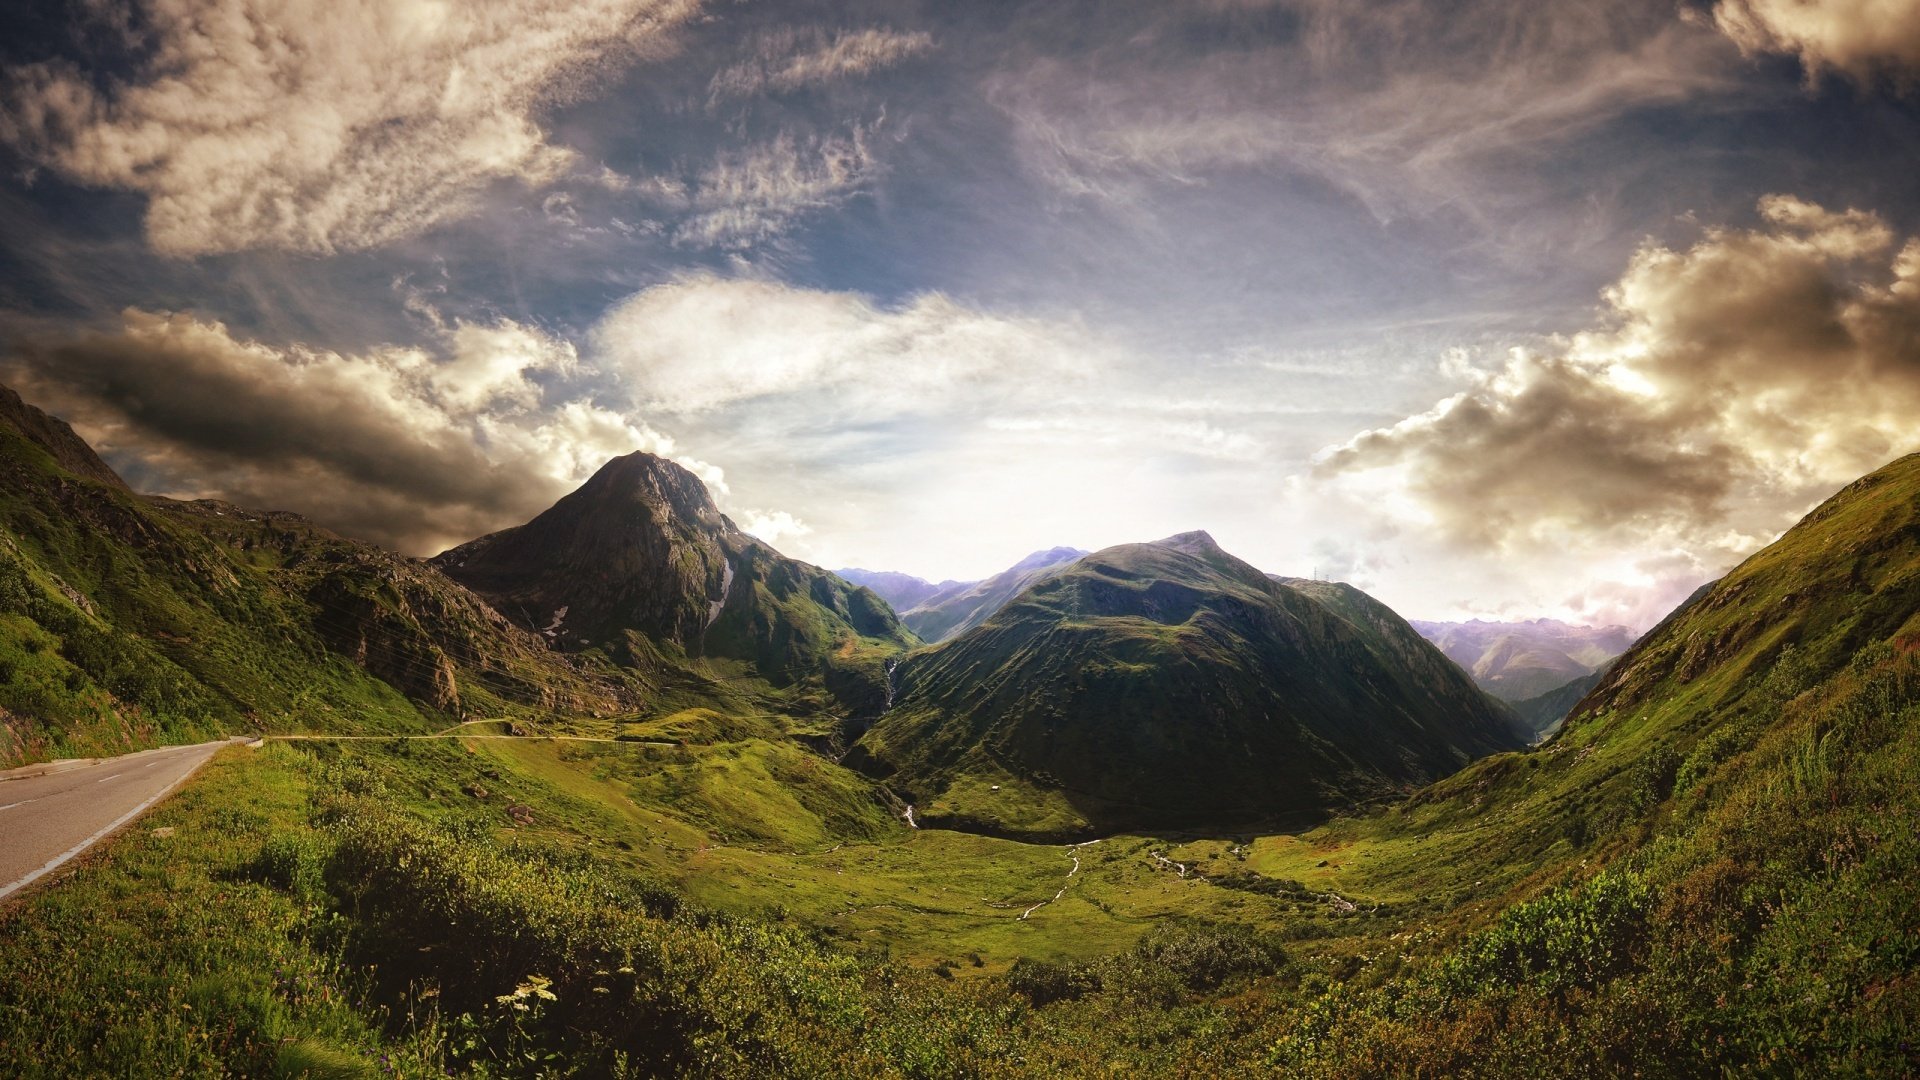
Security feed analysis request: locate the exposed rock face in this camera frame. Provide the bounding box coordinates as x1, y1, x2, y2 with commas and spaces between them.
437, 453, 738, 651
436, 452, 914, 691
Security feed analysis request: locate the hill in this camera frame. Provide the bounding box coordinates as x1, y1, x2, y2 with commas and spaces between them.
436, 452, 915, 713
1411, 616, 1636, 700
898, 546, 1087, 643
1235, 451, 1920, 1074
849, 531, 1525, 836
0, 383, 631, 766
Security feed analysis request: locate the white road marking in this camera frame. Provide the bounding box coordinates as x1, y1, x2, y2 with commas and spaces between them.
96, 774, 123, 784
0, 748, 214, 901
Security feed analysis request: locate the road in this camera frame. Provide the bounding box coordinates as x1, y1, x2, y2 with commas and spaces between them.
0, 740, 232, 902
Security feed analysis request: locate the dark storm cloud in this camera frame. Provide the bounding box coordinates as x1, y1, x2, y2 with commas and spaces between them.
3, 309, 679, 553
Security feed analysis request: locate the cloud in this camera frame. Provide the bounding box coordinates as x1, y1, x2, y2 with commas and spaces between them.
583, 273, 1320, 581
3, 308, 689, 553
988, 1, 1733, 230
708, 26, 934, 104
1318, 194, 1920, 571
1714, 0, 1920, 85
673, 127, 882, 249
0, 0, 698, 256
593, 272, 1097, 414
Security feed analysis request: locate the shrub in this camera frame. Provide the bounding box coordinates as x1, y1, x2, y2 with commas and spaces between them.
1438, 868, 1655, 998
1007, 957, 1100, 1006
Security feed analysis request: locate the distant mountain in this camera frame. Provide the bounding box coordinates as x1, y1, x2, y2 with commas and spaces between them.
849, 531, 1524, 837
1508, 664, 1611, 740
1410, 617, 1637, 701
832, 568, 963, 613
897, 546, 1088, 643
0, 382, 629, 766
436, 452, 915, 711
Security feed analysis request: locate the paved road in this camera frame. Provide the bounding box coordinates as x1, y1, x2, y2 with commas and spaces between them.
0, 740, 231, 902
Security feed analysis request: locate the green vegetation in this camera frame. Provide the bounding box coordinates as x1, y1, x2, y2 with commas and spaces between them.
852, 532, 1523, 836
7, 388, 1920, 1075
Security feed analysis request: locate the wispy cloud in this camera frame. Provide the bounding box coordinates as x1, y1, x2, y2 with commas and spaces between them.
673, 126, 882, 248
0, 0, 699, 256
989, 1, 1737, 233
708, 26, 934, 105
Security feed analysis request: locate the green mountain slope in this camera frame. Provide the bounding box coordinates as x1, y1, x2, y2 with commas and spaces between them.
1236, 452, 1920, 1075
898, 546, 1087, 643
435, 452, 916, 712
850, 531, 1525, 836
0, 384, 631, 765
1506, 663, 1608, 739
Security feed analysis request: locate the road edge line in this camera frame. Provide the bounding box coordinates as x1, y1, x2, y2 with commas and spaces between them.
0, 743, 224, 902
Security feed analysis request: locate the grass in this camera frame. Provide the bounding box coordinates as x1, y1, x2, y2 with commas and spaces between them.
0, 744, 424, 1077
9, 447, 1920, 1073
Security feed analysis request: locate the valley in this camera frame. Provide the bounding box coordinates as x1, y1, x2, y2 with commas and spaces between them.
1, 382, 1916, 1076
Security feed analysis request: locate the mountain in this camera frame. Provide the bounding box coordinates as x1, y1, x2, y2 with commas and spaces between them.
1507, 663, 1610, 740
435, 452, 915, 711
832, 568, 962, 613
849, 531, 1525, 836
1410, 617, 1636, 701
898, 546, 1088, 643
0, 383, 629, 766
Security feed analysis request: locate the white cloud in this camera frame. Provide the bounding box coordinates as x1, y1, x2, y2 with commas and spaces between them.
673, 127, 882, 249
1317, 194, 1920, 624
708, 26, 934, 104
1715, 0, 1920, 85
593, 273, 1097, 413
0, 0, 699, 256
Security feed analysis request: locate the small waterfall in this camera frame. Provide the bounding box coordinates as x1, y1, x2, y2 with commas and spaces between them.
882, 657, 899, 711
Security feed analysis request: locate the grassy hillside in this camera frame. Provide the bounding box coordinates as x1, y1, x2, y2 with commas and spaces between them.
851, 532, 1523, 836
0, 388, 645, 766
7, 403, 1920, 1074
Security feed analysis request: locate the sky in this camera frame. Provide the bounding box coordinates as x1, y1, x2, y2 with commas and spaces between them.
2, 0, 1919, 631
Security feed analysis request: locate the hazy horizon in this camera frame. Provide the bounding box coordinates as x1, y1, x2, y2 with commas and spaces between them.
4, 0, 1918, 630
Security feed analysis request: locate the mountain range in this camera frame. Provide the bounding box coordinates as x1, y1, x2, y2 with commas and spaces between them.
1410, 616, 1636, 701
5, 378, 1920, 1073
848, 531, 1526, 836
839, 546, 1089, 643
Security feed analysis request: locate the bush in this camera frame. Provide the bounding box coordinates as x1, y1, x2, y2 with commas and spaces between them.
1438, 868, 1655, 998
1626, 747, 1681, 815
1129, 922, 1285, 993
1007, 957, 1100, 1006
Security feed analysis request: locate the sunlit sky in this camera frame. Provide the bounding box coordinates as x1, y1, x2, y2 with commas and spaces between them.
4, 0, 1920, 629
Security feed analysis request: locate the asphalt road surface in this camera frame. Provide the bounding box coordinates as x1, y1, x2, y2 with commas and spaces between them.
0, 740, 231, 902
